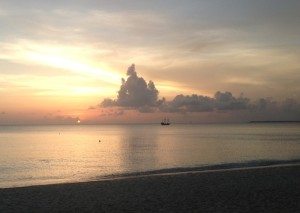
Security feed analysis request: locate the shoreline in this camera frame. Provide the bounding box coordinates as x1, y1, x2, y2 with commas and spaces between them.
1, 164, 300, 212
98, 162, 300, 182
1, 159, 300, 189
98, 159, 300, 181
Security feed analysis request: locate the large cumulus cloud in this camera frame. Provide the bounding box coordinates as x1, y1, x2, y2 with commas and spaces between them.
101, 64, 160, 112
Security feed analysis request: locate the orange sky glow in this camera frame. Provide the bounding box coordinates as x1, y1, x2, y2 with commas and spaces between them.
1, 1, 300, 124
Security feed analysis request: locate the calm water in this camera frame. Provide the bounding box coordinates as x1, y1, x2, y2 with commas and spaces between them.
0, 123, 300, 188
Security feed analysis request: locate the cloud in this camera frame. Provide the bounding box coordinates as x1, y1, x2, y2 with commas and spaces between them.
99, 109, 124, 117
137, 105, 158, 113
251, 97, 278, 112
0, 111, 79, 125
160, 94, 214, 113
1, 1, 300, 104
158, 92, 250, 113
42, 113, 80, 124
88, 106, 96, 110
100, 65, 300, 122
101, 64, 159, 111
281, 98, 300, 112
101, 98, 117, 107
214, 91, 249, 110
249, 97, 300, 116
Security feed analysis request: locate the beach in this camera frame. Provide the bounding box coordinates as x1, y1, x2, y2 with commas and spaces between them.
1, 164, 299, 212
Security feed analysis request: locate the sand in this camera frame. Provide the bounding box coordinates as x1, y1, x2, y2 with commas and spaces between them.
1, 164, 300, 212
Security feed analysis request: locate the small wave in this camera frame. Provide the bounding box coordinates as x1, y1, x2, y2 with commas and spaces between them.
97, 158, 300, 180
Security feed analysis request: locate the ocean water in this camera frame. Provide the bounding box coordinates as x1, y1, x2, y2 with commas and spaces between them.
0, 123, 299, 188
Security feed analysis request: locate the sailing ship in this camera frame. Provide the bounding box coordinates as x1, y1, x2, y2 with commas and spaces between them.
161, 117, 170, 125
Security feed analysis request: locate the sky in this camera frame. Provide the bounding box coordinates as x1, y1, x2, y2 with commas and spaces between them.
0, 0, 300, 124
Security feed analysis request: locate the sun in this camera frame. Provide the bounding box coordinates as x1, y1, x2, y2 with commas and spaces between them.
77, 119, 81, 124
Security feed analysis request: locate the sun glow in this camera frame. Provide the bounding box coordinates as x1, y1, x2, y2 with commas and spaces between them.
0, 40, 122, 85
26, 51, 121, 85
0, 40, 198, 106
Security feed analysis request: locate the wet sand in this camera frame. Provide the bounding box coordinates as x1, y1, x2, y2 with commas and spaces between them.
1, 164, 300, 212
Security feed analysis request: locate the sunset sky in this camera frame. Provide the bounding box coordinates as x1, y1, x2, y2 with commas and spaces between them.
1, 0, 300, 124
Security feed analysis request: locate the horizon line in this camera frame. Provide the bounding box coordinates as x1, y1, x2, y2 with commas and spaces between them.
1, 120, 300, 126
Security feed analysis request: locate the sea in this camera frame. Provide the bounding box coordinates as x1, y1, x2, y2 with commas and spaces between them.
0, 123, 299, 188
